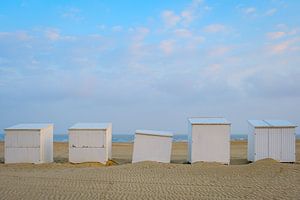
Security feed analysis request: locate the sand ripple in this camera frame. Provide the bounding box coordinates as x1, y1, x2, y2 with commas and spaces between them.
0, 141, 299, 199
0, 160, 299, 199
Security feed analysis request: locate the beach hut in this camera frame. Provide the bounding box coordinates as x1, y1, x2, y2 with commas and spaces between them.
4, 123, 53, 164
188, 117, 231, 164
68, 123, 112, 163
248, 120, 296, 162
132, 130, 173, 163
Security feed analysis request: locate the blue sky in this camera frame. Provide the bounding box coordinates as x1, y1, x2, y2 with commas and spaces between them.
0, 0, 300, 135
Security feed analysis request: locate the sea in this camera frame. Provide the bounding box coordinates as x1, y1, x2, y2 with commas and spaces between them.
0, 134, 299, 143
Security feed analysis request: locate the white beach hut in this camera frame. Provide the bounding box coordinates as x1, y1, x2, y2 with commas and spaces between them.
4, 123, 53, 164
248, 120, 296, 162
68, 123, 112, 163
188, 117, 231, 164
132, 130, 173, 163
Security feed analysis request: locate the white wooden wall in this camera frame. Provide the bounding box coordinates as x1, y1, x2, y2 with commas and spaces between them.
69, 129, 108, 163
253, 127, 295, 162
190, 124, 230, 164
5, 130, 40, 163
106, 124, 112, 159
281, 128, 295, 162
268, 128, 281, 161
132, 134, 173, 163
5, 126, 53, 164
187, 122, 192, 163
247, 125, 255, 162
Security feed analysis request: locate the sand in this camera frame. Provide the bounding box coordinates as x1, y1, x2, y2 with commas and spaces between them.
0, 141, 299, 199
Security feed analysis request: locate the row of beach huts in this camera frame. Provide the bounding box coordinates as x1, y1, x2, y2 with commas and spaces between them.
3, 117, 297, 164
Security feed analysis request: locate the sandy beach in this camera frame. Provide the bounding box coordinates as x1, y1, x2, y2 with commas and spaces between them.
0, 141, 299, 199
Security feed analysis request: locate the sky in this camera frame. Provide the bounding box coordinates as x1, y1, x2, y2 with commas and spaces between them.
0, 0, 300, 135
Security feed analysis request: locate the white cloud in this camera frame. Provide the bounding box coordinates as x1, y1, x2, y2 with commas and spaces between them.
185, 36, 205, 50
132, 27, 150, 41
276, 24, 287, 30
191, 0, 203, 5
0, 32, 9, 37
270, 41, 291, 54
266, 31, 286, 40
174, 29, 192, 38
269, 37, 300, 54
112, 25, 123, 32
243, 7, 256, 15
180, 0, 203, 26
288, 29, 298, 36
193, 36, 205, 43
16, 31, 31, 41
203, 24, 226, 33
204, 6, 212, 11
128, 27, 151, 66
161, 0, 204, 28
88, 34, 104, 41
44, 28, 77, 42
180, 10, 193, 26
0, 31, 31, 41
226, 67, 259, 91
265, 8, 277, 16
267, 26, 299, 40
208, 46, 231, 56
203, 64, 222, 78
161, 10, 181, 28
98, 24, 106, 30
159, 39, 175, 54
44, 29, 60, 41
61, 7, 83, 21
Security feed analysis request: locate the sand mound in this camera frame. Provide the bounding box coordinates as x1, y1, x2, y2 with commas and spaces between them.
191, 161, 227, 166
131, 161, 162, 166
251, 158, 280, 165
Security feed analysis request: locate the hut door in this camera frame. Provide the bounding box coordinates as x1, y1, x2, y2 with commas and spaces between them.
268, 128, 281, 161
255, 129, 269, 161
281, 128, 295, 162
